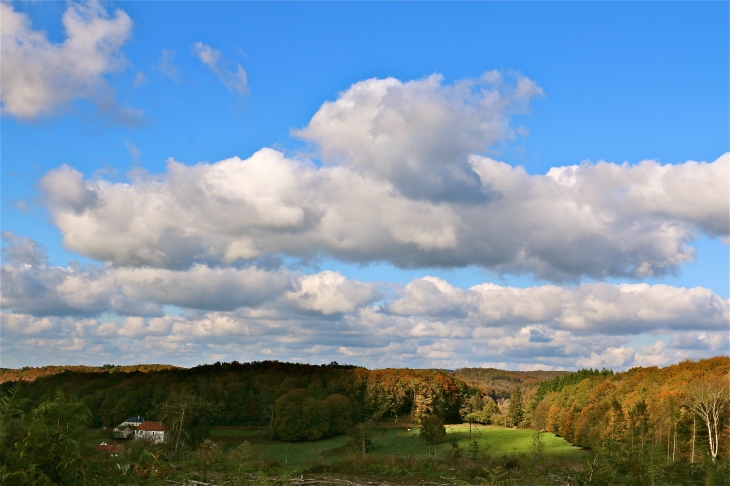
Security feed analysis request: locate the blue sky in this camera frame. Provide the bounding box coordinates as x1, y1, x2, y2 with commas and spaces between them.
1, 1, 728, 370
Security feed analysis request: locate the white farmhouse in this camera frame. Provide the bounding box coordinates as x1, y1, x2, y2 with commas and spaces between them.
135, 421, 167, 444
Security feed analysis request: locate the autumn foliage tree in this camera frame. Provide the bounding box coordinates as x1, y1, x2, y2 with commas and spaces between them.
460, 393, 500, 425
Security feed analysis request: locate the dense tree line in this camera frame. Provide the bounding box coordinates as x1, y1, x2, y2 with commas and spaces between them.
529, 367, 614, 411
274, 389, 353, 441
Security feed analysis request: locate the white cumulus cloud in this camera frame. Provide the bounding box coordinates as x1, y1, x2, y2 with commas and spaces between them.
287, 271, 383, 315
387, 276, 729, 334
0, 1, 139, 122
35, 73, 728, 279
38, 147, 729, 280
296, 72, 543, 201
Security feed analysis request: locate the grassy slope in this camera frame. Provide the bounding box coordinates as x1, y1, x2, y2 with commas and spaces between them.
209, 425, 585, 466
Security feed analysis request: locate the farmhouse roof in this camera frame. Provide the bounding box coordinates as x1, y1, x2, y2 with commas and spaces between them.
137, 421, 166, 431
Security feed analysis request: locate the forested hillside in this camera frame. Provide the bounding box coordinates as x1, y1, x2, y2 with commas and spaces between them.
1, 361, 579, 444
0, 362, 480, 440
529, 356, 730, 462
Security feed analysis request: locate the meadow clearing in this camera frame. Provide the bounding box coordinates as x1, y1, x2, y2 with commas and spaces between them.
208, 424, 585, 467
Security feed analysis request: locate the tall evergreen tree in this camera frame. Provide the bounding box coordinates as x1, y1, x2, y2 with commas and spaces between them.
507, 387, 524, 427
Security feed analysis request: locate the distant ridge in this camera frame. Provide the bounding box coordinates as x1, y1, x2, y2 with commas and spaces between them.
452, 368, 571, 386
0, 363, 569, 386
0, 364, 182, 384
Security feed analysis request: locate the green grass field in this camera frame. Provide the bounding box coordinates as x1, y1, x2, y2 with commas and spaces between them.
209, 424, 585, 467
370, 424, 583, 461
443, 425, 583, 460
257, 434, 351, 466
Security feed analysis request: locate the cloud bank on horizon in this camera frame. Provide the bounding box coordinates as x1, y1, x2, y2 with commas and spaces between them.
3, 231, 727, 370
1, 1, 728, 371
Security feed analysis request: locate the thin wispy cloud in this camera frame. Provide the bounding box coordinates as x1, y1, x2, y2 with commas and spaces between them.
133, 71, 147, 88
191, 42, 248, 95
158, 49, 179, 81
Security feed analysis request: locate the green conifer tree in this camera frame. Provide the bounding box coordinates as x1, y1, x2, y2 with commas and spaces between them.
507, 387, 524, 428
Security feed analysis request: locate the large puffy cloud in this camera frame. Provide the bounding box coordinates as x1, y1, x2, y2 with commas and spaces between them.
34, 72, 728, 279
40, 151, 461, 269
386, 277, 729, 334
296, 72, 543, 201
39, 147, 728, 280
286, 271, 383, 316
465, 154, 729, 279
0, 1, 139, 122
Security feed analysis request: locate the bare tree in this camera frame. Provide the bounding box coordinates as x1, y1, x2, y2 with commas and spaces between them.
688, 378, 729, 461
347, 419, 374, 455
155, 389, 215, 462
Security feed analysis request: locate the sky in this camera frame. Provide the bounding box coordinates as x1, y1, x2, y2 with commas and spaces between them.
1, 1, 728, 371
